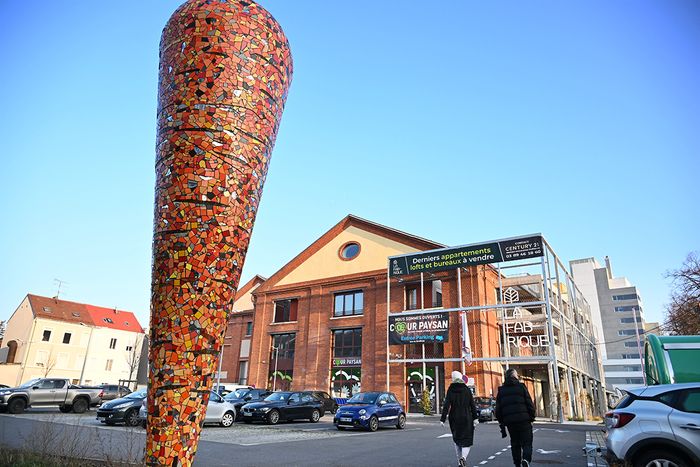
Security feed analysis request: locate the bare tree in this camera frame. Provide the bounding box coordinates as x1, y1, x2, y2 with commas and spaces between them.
664, 251, 700, 335
125, 335, 144, 389
42, 350, 56, 378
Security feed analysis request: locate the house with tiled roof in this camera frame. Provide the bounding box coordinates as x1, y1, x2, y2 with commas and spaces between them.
0, 294, 145, 387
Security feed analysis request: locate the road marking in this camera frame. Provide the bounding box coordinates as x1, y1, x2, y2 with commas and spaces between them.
437, 434, 452, 438
479, 461, 488, 465
536, 448, 561, 454
488, 456, 495, 459
495, 452, 502, 455
501, 448, 508, 452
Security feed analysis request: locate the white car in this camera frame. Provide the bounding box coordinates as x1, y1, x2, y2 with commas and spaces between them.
604, 382, 700, 467
139, 390, 236, 428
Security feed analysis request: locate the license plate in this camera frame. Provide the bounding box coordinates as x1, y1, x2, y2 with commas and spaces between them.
243, 412, 252, 416
340, 417, 352, 422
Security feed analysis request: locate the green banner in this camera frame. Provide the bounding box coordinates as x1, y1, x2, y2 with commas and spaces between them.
389, 235, 544, 277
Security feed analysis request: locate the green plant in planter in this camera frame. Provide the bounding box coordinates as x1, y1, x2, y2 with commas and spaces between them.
420, 389, 433, 415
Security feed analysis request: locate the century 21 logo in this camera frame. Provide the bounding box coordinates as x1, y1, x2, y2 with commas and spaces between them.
390, 321, 407, 334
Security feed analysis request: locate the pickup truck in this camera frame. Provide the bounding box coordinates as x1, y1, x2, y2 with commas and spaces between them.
0, 378, 103, 414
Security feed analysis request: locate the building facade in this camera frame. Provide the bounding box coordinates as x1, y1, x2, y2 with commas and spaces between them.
0, 295, 145, 387
219, 275, 266, 385
571, 257, 647, 392
243, 216, 605, 420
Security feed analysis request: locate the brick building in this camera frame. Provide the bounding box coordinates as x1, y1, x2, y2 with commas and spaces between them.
244, 215, 505, 412
219, 275, 266, 385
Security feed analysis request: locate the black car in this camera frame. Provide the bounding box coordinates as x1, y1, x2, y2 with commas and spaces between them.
224, 388, 272, 420
309, 391, 338, 414
474, 396, 495, 422
241, 391, 323, 425
96, 389, 146, 426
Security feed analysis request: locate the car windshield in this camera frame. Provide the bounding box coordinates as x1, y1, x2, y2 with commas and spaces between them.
126, 390, 146, 399
226, 389, 250, 400
474, 397, 492, 407
20, 378, 42, 388
347, 393, 379, 404
264, 392, 291, 402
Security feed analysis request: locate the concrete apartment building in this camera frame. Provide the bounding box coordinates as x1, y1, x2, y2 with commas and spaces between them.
571, 257, 646, 393
0, 294, 145, 387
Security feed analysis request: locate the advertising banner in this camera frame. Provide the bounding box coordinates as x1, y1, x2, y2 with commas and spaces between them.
389, 235, 544, 277
389, 312, 450, 344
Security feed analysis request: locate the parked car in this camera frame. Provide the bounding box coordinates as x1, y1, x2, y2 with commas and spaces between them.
0, 378, 103, 414
138, 390, 236, 428
240, 391, 323, 425
604, 382, 700, 467
99, 384, 132, 401
309, 391, 338, 414
96, 389, 146, 426
475, 396, 495, 422
333, 391, 406, 432
224, 388, 272, 420
212, 383, 252, 397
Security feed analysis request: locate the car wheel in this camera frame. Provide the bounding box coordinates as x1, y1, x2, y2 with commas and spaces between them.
220, 411, 235, 428
8, 398, 26, 414
396, 414, 406, 429
72, 398, 88, 414
59, 405, 72, 413
125, 408, 140, 427
633, 450, 686, 467
368, 415, 379, 432
310, 409, 320, 423
267, 409, 280, 425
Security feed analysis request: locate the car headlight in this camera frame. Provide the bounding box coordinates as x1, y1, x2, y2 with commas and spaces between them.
358, 409, 366, 415
114, 402, 133, 409
260, 407, 271, 412
0, 391, 10, 396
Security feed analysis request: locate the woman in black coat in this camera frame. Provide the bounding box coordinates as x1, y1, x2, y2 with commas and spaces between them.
440, 371, 478, 467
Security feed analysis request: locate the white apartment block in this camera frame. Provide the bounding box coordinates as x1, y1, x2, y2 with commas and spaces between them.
0, 294, 145, 387
571, 257, 647, 394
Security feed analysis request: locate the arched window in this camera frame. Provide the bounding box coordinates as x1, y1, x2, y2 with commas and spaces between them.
6, 340, 18, 364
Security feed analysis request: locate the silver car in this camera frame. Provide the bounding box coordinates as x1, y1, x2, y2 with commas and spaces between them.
604, 382, 700, 467
138, 390, 236, 428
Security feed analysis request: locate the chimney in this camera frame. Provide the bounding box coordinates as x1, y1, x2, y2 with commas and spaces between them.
604, 256, 613, 279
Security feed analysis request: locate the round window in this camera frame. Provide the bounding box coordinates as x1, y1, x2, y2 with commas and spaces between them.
339, 242, 360, 260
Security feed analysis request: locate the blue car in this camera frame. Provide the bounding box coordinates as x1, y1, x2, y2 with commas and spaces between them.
333, 391, 406, 432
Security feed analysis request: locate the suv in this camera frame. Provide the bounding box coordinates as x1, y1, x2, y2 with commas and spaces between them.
604, 382, 700, 467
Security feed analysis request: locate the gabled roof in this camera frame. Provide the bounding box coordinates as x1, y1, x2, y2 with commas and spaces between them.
255, 215, 444, 293
27, 294, 144, 333
235, 275, 267, 301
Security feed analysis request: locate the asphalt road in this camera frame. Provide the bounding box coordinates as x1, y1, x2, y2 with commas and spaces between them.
0, 408, 598, 466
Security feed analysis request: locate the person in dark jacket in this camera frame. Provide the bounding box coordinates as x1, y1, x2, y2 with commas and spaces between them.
440, 371, 478, 467
495, 368, 536, 467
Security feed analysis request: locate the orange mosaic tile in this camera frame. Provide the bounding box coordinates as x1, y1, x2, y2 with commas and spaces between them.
147, 1, 292, 465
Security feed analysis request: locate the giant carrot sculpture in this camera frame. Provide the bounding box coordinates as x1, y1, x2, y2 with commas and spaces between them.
147, 1, 292, 464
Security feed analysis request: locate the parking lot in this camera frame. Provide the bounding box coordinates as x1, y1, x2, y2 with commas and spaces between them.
0, 407, 598, 466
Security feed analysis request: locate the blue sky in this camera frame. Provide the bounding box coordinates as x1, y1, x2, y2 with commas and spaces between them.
0, 1, 698, 329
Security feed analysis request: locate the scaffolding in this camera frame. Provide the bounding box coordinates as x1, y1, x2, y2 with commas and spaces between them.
385, 234, 607, 421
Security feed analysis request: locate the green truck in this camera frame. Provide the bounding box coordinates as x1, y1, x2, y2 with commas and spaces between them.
644, 334, 700, 385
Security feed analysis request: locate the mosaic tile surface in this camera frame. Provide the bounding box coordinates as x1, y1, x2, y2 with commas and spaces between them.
147, 1, 292, 465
